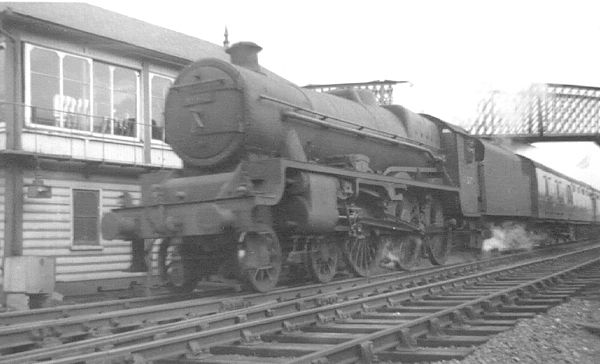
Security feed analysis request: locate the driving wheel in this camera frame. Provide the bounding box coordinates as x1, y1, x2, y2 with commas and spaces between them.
158, 238, 198, 293
427, 229, 452, 265
392, 234, 422, 271
238, 228, 282, 292
344, 227, 381, 277
309, 239, 339, 283
427, 199, 451, 265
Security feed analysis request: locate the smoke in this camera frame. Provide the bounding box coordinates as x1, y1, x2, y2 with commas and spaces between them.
481, 222, 546, 252
380, 239, 405, 270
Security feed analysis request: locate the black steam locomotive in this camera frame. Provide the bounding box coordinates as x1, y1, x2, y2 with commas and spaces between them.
102, 42, 600, 292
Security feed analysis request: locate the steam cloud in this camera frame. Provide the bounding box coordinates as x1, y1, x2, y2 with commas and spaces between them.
481, 222, 546, 252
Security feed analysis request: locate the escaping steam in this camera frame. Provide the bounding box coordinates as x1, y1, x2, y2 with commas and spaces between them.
481, 222, 546, 252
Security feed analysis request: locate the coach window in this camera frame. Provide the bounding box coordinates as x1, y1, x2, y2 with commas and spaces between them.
464, 139, 475, 164
544, 177, 549, 198
0, 38, 4, 102
72, 189, 101, 247
150, 74, 173, 141
566, 185, 573, 204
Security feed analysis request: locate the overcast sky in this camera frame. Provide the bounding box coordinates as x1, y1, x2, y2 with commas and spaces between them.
80, 0, 600, 186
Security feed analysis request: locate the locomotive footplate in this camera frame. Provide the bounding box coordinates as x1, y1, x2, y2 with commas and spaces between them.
102, 196, 260, 241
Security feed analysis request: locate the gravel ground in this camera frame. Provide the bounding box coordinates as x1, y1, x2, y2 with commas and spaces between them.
435, 298, 600, 364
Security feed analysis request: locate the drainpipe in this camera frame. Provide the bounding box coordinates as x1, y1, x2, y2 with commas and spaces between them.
0, 16, 23, 264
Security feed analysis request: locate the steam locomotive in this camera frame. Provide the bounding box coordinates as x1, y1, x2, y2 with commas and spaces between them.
102, 42, 600, 292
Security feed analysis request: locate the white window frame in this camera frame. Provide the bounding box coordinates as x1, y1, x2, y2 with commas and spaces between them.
70, 187, 103, 250
24, 43, 92, 130
149, 72, 174, 144
94, 61, 141, 139
24, 43, 141, 141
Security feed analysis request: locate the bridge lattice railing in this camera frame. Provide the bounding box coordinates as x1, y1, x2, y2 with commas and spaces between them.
469, 83, 600, 139
304, 80, 406, 106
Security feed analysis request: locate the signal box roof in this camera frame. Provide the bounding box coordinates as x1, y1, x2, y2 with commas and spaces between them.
0, 2, 228, 63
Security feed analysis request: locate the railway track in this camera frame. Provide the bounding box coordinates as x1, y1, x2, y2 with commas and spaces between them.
0, 255, 506, 358
0, 239, 587, 328
0, 292, 208, 326
1, 243, 598, 363
0, 264, 456, 328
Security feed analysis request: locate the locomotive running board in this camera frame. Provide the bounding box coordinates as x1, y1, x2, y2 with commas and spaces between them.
277, 159, 459, 192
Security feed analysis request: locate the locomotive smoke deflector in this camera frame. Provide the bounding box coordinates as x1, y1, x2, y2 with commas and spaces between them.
226, 41, 262, 72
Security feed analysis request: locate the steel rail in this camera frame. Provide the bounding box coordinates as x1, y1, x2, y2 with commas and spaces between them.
28, 246, 599, 364
0, 259, 492, 363
0, 249, 537, 353
0, 246, 573, 363
2, 239, 587, 328
0, 257, 468, 326
0, 292, 200, 326
286, 254, 600, 363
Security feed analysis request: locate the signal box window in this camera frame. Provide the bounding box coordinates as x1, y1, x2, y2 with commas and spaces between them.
93, 63, 111, 133
29, 47, 61, 125
73, 189, 100, 246
93, 62, 139, 137
150, 74, 173, 141
25, 44, 139, 138
63, 55, 91, 130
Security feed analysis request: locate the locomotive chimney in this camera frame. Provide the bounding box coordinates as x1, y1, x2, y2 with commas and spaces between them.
226, 41, 262, 72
